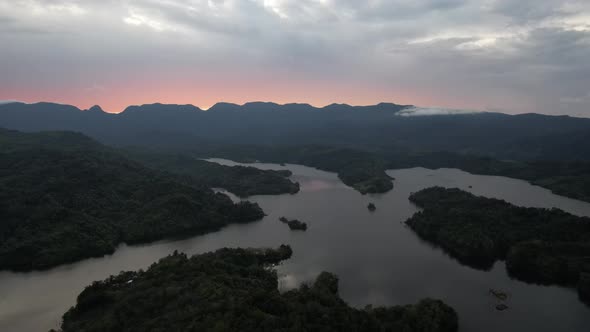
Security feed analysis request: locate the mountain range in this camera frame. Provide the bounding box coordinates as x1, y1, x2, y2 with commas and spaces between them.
1, 101, 590, 161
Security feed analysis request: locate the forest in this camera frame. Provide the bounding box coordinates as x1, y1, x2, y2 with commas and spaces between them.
57, 246, 458, 332
174, 143, 590, 200
406, 187, 590, 303
386, 151, 590, 203
3, 102, 590, 200
0, 129, 270, 271
199, 145, 394, 194
125, 149, 300, 197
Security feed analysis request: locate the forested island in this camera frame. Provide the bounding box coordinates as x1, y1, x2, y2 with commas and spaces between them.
279, 217, 308, 231
0, 129, 265, 271
205, 145, 394, 194
406, 187, 590, 303
126, 150, 300, 197
196, 144, 590, 201
57, 246, 458, 332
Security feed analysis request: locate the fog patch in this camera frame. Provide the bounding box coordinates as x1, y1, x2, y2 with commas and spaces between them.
397, 106, 481, 116
0, 100, 22, 105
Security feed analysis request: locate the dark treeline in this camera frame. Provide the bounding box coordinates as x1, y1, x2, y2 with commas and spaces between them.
386, 151, 590, 203
204, 145, 394, 194
58, 246, 458, 332
193, 145, 590, 201
0, 129, 269, 271
124, 149, 300, 197
406, 187, 590, 304
3, 126, 589, 201
3, 102, 590, 162
3, 102, 590, 199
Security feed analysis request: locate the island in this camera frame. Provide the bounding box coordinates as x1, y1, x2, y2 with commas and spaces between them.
279, 216, 308, 231
0, 129, 265, 271
57, 246, 458, 332
405, 187, 590, 304
367, 202, 376, 211
206, 145, 394, 194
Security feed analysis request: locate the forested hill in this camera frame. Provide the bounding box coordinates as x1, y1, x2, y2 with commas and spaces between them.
58, 246, 458, 332
125, 149, 300, 197
406, 187, 590, 304
0, 129, 266, 271
2, 102, 590, 161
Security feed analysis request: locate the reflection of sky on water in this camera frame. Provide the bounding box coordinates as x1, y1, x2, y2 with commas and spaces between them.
1, 161, 590, 332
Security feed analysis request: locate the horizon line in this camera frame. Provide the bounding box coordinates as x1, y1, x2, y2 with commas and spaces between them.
1, 99, 417, 113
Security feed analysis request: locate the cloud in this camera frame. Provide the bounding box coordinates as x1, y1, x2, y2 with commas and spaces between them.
0, 0, 589, 116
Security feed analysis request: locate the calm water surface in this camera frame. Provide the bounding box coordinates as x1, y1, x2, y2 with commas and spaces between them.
1, 160, 589, 332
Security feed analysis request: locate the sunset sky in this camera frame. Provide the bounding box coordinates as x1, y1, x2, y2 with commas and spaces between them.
1, 0, 589, 115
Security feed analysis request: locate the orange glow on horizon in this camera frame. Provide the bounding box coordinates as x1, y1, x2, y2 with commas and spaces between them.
1, 77, 481, 113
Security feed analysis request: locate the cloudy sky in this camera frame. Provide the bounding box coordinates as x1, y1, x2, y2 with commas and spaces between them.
0, 0, 589, 115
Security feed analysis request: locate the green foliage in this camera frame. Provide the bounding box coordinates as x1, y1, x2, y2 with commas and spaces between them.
387, 151, 590, 203
60, 246, 458, 332
406, 187, 590, 303
202, 144, 590, 199
206, 145, 394, 194
0, 129, 265, 271
125, 150, 300, 197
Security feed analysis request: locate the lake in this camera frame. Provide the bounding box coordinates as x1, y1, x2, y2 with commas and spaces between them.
1, 160, 589, 332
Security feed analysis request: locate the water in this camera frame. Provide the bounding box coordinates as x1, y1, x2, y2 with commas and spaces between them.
1, 161, 589, 332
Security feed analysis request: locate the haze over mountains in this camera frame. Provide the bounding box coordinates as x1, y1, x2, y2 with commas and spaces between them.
1, 101, 590, 161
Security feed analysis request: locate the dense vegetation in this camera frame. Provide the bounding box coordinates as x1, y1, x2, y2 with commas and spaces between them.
279, 217, 308, 231
204, 145, 590, 200
387, 151, 590, 202
126, 150, 300, 197
0, 129, 265, 271
3, 101, 590, 162
207, 145, 394, 194
406, 187, 590, 303
4, 102, 590, 199
58, 246, 458, 332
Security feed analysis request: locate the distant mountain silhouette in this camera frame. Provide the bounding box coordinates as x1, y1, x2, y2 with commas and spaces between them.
1, 101, 590, 160
86, 105, 106, 113
122, 103, 202, 114
206, 101, 408, 113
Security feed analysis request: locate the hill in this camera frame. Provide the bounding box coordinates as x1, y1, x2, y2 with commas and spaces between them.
0, 129, 266, 271
125, 149, 300, 197
405, 187, 590, 304
57, 246, 458, 332
3, 101, 590, 161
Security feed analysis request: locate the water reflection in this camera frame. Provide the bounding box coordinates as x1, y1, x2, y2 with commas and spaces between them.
1, 162, 589, 332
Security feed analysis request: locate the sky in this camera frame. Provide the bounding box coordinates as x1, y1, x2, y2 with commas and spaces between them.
0, 0, 589, 116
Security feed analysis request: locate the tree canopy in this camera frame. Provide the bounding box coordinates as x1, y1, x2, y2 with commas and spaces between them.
406, 187, 590, 304
58, 246, 458, 332
0, 129, 264, 271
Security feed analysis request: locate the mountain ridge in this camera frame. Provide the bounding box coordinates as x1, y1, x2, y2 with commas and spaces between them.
2, 101, 590, 161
